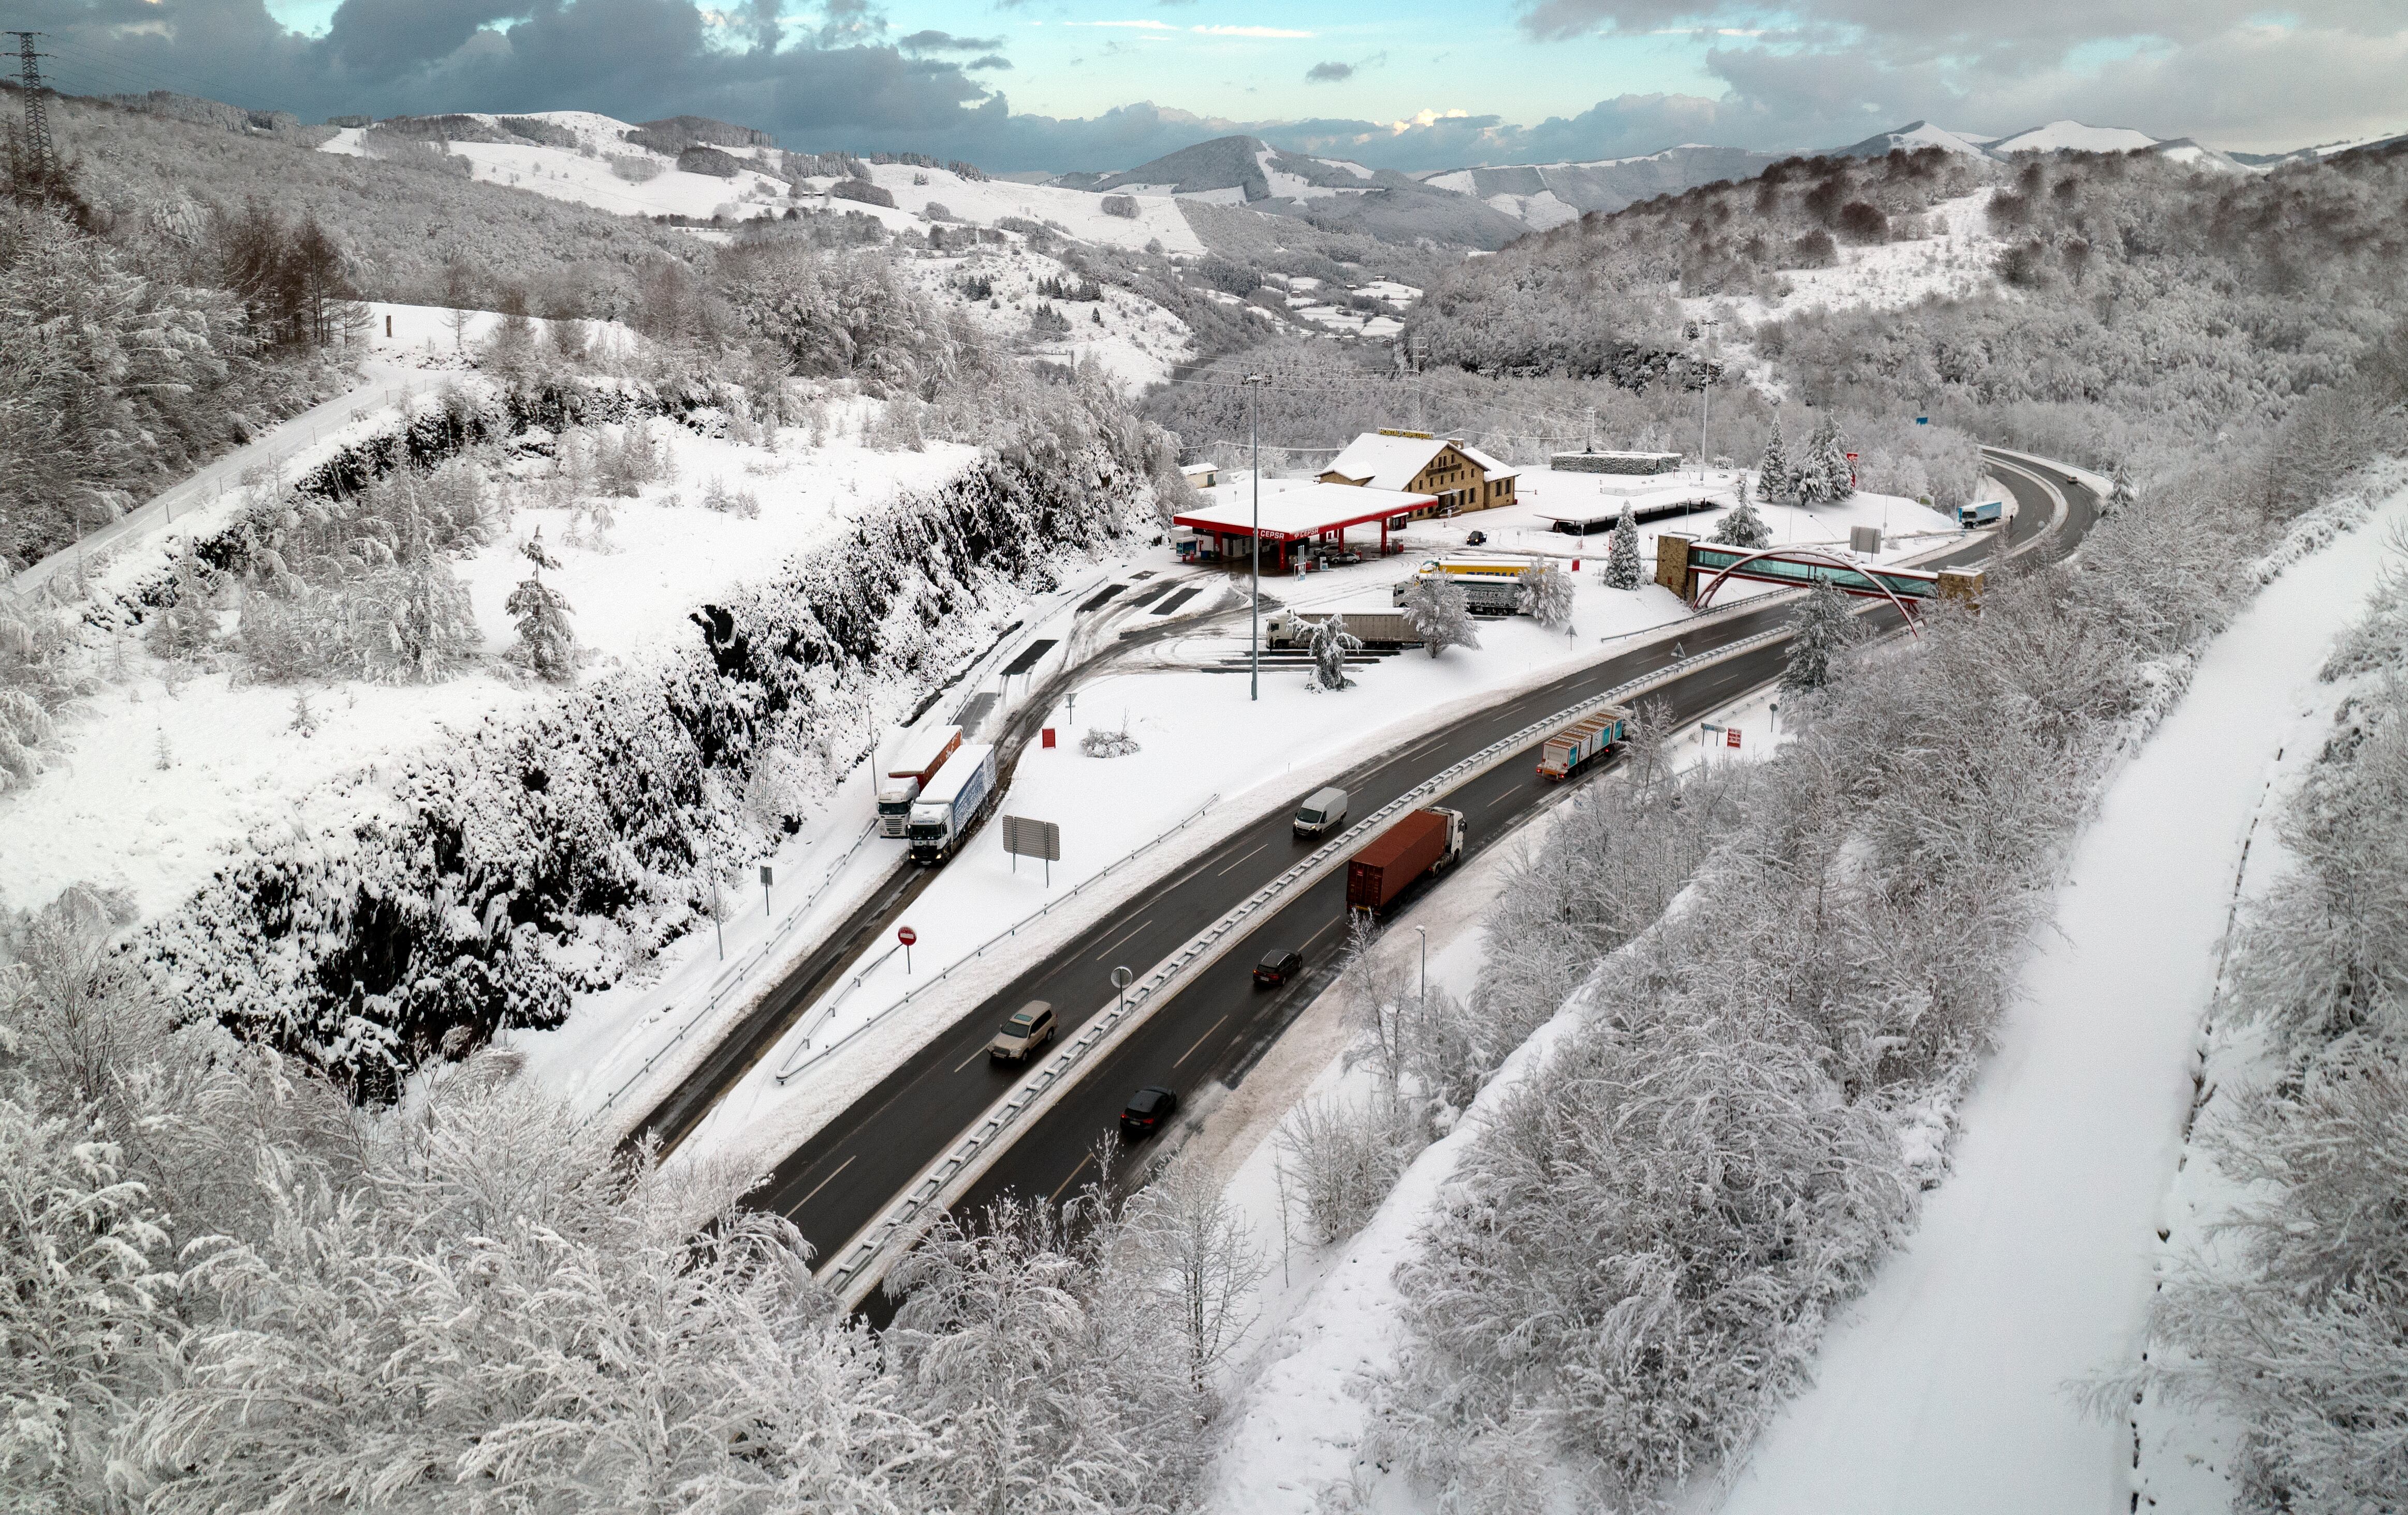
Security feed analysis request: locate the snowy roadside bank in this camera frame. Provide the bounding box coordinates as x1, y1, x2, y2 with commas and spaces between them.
1710, 482, 2408, 1514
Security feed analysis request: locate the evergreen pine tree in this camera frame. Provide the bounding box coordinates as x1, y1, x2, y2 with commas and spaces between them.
1306, 614, 1362, 691
1709, 500, 1775, 548
1604, 506, 1644, 590
2109, 462, 2136, 515
1816, 417, 1856, 502
1755, 417, 1790, 504
507, 577, 578, 683
1782, 579, 1861, 692
1402, 574, 1480, 660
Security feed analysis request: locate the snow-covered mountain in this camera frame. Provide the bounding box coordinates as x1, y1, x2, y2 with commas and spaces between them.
1832, 120, 1994, 158
1985, 119, 2161, 155
1051, 135, 1531, 249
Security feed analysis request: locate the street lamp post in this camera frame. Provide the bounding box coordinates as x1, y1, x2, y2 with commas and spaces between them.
1244, 373, 1269, 701
1413, 925, 1427, 1013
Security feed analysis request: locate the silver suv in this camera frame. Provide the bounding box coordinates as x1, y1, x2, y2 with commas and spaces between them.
986, 1001, 1056, 1064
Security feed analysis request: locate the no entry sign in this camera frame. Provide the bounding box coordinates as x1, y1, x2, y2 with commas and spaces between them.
897, 926, 917, 946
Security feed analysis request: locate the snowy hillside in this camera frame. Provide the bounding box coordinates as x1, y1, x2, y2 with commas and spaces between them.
318, 111, 1200, 255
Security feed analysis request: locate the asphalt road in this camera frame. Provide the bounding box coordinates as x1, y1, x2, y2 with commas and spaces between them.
756, 457, 2094, 1302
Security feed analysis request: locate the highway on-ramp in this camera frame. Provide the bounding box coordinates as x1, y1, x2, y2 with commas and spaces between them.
742, 456, 2097, 1306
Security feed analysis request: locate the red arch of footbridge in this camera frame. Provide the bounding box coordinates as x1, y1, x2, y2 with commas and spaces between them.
1691, 546, 1923, 635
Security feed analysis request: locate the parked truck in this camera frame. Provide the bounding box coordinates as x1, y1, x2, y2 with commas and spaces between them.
1537, 705, 1631, 781
907, 742, 997, 864
877, 724, 965, 837
1263, 608, 1422, 649
1345, 807, 1466, 915
1391, 560, 1528, 617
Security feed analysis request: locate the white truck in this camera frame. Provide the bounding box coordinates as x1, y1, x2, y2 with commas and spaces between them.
907, 743, 998, 864
876, 724, 965, 837
1264, 608, 1422, 649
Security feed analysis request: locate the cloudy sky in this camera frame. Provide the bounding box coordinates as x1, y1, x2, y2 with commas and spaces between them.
7, 0, 2404, 172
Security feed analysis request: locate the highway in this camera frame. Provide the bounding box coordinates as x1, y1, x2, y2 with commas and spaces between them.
736, 452, 2099, 1306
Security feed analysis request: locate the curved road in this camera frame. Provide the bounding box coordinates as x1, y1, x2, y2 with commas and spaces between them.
747, 457, 2096, 1305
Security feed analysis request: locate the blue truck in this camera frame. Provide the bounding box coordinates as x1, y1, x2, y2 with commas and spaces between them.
1957, 498, 2005, 528
907, 743, 998, 864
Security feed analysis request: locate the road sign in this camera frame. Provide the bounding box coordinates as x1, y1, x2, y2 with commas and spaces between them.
1001, 814, 1062, 861
897, 926, 916, 946
1041, 727, 1056, 749
1727, 727, 1741, 749
759, 865, 773, 885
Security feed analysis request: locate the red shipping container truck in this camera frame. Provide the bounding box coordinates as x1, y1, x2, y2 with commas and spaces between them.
1345, 807, 1467, 915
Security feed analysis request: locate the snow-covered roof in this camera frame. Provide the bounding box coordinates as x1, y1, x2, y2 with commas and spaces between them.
1174, 481, 1435, 540
1322, 432, 1450, 490
1455, 442, 1521, 480
1322, 432, 1513, 490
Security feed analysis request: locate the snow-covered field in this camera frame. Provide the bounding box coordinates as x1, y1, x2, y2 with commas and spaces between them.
898, 243, 1196, 386
0, 340, 972, 922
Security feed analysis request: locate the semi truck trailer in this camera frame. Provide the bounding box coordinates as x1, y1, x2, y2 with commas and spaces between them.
906, 742, 997, 864
1537, 705, 1631, 781
1262, 608, 1423, 648
1345, 807, 1466, 915
877, 724, 965, 836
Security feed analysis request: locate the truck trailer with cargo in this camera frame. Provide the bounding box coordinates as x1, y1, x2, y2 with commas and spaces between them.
1391, 560, 1529, 617
877, 724, 965, 837
906, 742, 998, 864
1956, 498, 2005, 528
1345, 807, 1466, 915
1537, 705, 1632, 781
1263, 609, 1422, 649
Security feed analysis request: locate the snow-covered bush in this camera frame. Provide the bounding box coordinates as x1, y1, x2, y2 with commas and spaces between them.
1082, 725, 1143, 757
1275, 1090, 1426, 1246
1782, 579, 1862, 692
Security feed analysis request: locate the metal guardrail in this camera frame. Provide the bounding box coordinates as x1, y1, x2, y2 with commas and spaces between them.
589, 818, 881, 1123
820, 622, 1798, 1303
772, 791, 1223, 1085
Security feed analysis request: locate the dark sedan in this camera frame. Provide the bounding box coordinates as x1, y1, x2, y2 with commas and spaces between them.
1119, 1085, 1179, 1139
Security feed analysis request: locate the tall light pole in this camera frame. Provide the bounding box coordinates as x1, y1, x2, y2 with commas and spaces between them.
1413, 925, 1428, 1013
1245, 373, 1268, 701
1694, 319, 1721, 483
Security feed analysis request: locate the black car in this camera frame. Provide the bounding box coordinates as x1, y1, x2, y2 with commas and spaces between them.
1465, 529, 1487, 546
1253, 948, 1304, 987
1119, 1085, 1179, 1139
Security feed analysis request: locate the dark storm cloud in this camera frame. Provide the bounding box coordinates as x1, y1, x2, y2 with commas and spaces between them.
1305, 61, 1353, 82
896, 30, 1004, 55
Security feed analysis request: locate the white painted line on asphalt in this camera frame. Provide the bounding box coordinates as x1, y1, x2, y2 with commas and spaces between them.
1216, 841, 1268, 875
787, 1154, 855, 1215
1091, 917, 1154, 963
1173, 1015, 1230, 1070
1049, 1152, 1093, 1203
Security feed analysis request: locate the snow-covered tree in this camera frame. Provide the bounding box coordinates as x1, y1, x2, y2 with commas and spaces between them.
147, 547, 219, 662
506, 576, 577, 683
1709, 499, 1775, 549
1519, 561, 1577, 626
1793, 415, 1854, 505
1306, 613, 1362, 692
1782, 578, 1861, 691
1602, 508, 1645, 591
1402, 574, 1480, 660
1125, 1158, 1266, 1389
0, 1096, 177, 1503
2108, 462, 2136, 515
1755, 416, 1790, 504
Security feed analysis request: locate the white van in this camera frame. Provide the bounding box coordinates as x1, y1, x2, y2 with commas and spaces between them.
1293, 786, 1348, 839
